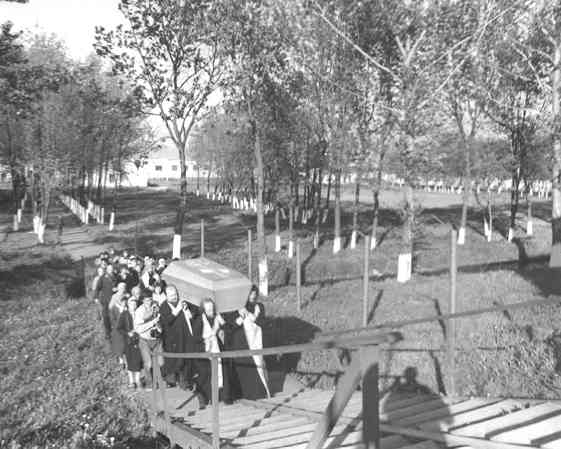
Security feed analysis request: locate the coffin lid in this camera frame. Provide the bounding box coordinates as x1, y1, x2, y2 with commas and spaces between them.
161, 257, 251, 312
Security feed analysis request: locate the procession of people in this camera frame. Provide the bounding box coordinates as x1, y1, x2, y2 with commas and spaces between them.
91, 249, 271, 408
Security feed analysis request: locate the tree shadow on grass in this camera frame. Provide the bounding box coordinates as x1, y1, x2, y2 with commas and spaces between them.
261, 315, 321, 395
0, 256, 84, 301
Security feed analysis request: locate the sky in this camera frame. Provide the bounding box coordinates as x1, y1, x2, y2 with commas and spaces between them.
0, 0, 123, 60
0, 0, 221, 144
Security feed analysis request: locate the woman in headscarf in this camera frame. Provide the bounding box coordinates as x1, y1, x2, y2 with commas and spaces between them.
117, 295, 142, 389
231, 286, 271, 399
109, 282, 129, 368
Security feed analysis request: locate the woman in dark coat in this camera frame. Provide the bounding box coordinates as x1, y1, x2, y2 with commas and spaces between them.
230, 286, 271, 400
117, 296, 143, 388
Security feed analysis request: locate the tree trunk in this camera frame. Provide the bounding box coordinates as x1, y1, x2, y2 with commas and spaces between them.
551, 42, 561, 267
252, 121, 268, 296
323, 169, 332, 224
173, 141, 188, 259
509, 168, 520, 242
351, 177, 360, 249
459, 136, 472, 246
333, 169, 342, 254
527, 188, 533, 236
397, 182, 414, 283
313, 167, 322, 249
371, 182, 380, 250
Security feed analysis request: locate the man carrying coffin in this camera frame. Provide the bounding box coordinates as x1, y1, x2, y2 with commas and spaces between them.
159, 285, 198, 389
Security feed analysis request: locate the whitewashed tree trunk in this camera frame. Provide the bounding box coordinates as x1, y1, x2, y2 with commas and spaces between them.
457, 226, 466, 245
258, 257, 268, 297
17, 208, 22, 223
37, 221, 45, 244
397, 252, 412, 283
350, 230, 357, 249
13, 214, 18, 232
109, 211, 115, 231
172, 234, 182, 259
275, 234, 281, 252
333, 236, 341, 254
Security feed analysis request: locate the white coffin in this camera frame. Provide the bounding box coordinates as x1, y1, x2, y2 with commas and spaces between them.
161, 257, 251, 312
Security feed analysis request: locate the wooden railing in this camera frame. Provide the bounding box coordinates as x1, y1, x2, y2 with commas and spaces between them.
151, 330, 402, 449
149, 295, 561, 448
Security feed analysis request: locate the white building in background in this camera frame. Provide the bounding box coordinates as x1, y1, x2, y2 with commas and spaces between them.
142, 144, 214, 181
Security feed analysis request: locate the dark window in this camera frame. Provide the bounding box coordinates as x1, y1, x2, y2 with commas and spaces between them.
155, 165, 163, 171
172, 165, 178, 171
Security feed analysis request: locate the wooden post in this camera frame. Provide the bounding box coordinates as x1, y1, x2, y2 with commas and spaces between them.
363, 235, 370, 327
151, 354, 159, 419
306, 347, 366, 449
210, 356, 220, 449
296, 239, 302, 311
248, 229, 252, 281
288, 205, 294, 258
154, 359, 172, 443
448, 228, 458, 396
200, 219, 205, 257
275, 208, 281, 252
81, 257, 87, 298
362, 347, 380, 449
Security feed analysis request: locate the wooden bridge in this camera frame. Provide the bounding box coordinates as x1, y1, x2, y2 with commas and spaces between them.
139, 298, 561, 449
139, 385, 561, 449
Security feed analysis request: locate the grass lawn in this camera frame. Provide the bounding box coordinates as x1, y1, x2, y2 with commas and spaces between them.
1, 185, 561, 448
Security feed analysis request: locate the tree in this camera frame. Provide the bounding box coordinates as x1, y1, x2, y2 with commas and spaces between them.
514, 1, 561, 267
218, 0, 300, 295
96, 0, 226, 258
0, 22, 29, 230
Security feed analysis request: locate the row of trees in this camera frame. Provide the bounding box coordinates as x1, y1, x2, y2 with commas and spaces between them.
96, 0, 561, 293
0, 24, 153, 240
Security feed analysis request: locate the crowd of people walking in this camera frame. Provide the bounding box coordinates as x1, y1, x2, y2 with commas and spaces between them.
91, 249, 271, 408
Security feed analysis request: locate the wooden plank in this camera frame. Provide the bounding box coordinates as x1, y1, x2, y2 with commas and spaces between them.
452, 402, 561, 438
397, 441, 441, 449
393, 398, 496, 427
198, 412, 303, 434
381, 394, 439, 413
383, 397, 463, 422
221, 416, 312, 439
325, 435, 410, 449
243, 428, 366, 449
491, 414, 561, 445
188, 404, 275, 422
420, 400, 527, 432
542, 435, 561, 449
186, 407, 273, 425
381, 422, 551, 449
232, 419, 359, 446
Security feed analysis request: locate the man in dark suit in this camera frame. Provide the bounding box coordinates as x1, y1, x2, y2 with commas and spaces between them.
94, 266, 116, 340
